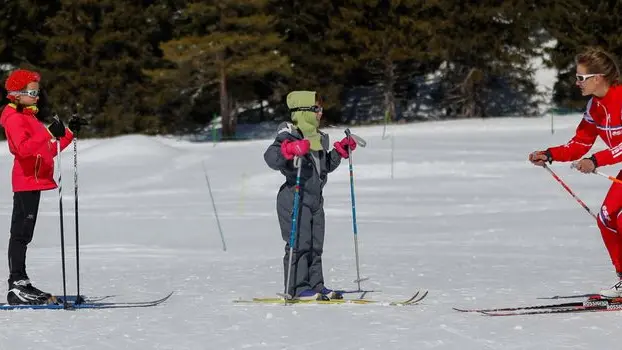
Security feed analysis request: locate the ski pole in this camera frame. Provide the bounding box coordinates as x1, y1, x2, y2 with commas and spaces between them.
54, 116, 69, 309
594, 171, 622, 186
569, 161, 622, 186
543, 164, 597, 219
70, 114, 88, 304
280, 157, 302, 301
570, 162, 622, 184
344, 129, 368, 290
72, 131, 83, 304
202, 161, 227, 252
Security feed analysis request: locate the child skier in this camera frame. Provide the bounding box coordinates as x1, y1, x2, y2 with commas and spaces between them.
264, 90, 357, 300
0, 69, 74, 305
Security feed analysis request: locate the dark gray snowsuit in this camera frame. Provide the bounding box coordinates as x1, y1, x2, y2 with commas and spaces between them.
264, 122, 342, 297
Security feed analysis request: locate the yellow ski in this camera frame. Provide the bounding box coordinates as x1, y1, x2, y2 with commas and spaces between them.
234, 290, 427, 306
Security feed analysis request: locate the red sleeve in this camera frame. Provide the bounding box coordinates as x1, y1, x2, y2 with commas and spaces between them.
591, 143, 622, 167
3, 113, 53, 158
547, 116, 598, 162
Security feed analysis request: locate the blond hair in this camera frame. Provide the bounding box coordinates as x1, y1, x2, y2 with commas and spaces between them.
575, 47, 621, 85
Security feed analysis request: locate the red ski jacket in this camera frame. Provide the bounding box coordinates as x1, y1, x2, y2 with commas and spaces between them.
0, 104, 73, 192
548, 84, 622, 167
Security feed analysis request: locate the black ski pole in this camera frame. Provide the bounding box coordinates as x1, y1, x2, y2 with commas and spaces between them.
54, 115, 68, 309
73, 129, 82, 304
71, 113, 88, 304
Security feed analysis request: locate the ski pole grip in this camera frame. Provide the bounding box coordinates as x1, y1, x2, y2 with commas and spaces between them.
344, 128, 351, 137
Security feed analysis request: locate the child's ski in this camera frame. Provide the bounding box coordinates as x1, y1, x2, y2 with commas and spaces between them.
235, 290, 427, 306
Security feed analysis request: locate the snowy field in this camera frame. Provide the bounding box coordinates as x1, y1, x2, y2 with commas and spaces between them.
0, 115, 619, 349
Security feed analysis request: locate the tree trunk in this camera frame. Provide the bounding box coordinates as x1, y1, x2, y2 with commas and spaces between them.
383, 56, 397, 122
228, 93, 237, 137
459, 67, 484, 118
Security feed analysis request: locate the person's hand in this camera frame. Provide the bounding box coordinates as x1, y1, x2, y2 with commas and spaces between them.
68, 114, 88, 134
281, 139, 310, 160
47, 118, 66, 138
528, 150, 551, 167
334, 136, 357, 159
572, 158, 597, 174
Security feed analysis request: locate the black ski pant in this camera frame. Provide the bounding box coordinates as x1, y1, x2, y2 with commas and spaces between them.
8, 190, 41, 283
277, 185, 326, 297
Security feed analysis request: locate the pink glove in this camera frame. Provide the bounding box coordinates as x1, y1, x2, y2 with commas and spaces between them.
334, 136, 357, 159
281, 139, 310, 160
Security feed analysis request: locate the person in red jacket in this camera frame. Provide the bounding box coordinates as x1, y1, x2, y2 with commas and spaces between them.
0, 69, 74, 305
529, 47, 622, 297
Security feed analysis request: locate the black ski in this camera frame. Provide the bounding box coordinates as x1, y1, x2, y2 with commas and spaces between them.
455, 295, 622, 316
0, 292, 173, 310
453, 301, 583, 313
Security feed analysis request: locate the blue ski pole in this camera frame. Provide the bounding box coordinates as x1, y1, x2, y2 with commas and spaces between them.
344, 129, 368, 291
279, 157, 302, 300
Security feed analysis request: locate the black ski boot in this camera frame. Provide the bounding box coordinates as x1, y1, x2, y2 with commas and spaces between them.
7, 279, 52, 305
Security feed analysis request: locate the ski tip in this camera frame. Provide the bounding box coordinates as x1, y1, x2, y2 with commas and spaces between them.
537, 293, 599, 300
479, 311, 501, 316
411, 290, 428, 304
393, 289, 429, 305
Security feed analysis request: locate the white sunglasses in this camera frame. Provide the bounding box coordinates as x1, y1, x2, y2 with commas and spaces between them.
575, 73, 603, 82
8, 89, 39, 98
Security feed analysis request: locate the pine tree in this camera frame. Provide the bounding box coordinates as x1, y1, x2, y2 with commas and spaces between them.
329, 0, 436, 121
159, 0, 291, 138
42, 0, 169, 136
0, 1, 59, 68
269, 0, 348, 119
539, 0, 622, 110
423, 0, 543, 118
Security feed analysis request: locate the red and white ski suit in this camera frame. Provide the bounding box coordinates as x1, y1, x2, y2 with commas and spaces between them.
548, 84, 622, 274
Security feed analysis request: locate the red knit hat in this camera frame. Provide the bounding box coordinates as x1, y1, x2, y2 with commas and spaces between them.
5, 69, 41, 101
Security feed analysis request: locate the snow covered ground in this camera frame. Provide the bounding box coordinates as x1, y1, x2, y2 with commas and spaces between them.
0, 115, 619, 349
